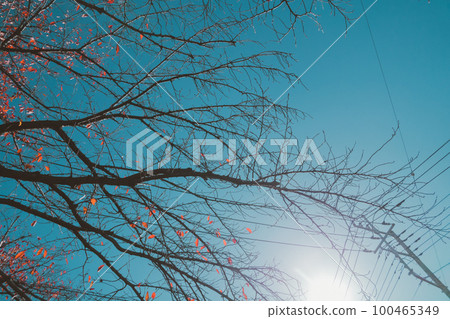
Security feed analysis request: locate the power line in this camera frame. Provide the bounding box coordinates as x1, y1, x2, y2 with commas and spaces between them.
360, 0, 449, 288
357, 218, 450, 298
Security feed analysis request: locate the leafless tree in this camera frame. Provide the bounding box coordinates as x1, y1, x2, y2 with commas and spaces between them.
0, 0, 443, 301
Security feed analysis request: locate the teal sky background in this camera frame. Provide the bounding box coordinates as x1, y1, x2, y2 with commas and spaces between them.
84, 0, 449, 301
248, 0, 449, 301
3, 0, 448, 301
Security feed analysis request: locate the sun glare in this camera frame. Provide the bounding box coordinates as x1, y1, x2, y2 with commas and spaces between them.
306, 273, 356, 301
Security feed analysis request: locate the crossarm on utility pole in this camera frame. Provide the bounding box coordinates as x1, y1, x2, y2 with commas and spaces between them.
356, 217, 450, 299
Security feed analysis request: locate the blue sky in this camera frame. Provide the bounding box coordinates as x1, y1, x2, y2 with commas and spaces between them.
97, 0, 449, 300
4, 0, 447, 301
248, 0, 449, 300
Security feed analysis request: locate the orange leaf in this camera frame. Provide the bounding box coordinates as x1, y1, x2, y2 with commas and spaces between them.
223, 239, 227, 246
90, 198, 97, 205
45, 166, 50, 171
97, 265, 105, 272
142, 221, 148, 228
246, 227, 252, 234
151, 292, 156, 300
15, 251, 25, 259
116, 44, 119, 54
43, 250, 47, 258
140, 34, 143, 40
148, 234, 155, 239
36, 247, 43, 256
195, 238, 199, 247
145, 291, 149, 301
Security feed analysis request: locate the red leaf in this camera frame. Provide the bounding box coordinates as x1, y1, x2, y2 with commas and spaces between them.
145, 291, 149, 301
31, 220, 37, 227
97, 265, 104, 272
246, 227, 252, 233
195, 238, 199, 247
15, 251, 25, 259
151, 292, 156, 299
227, 257, 232, 265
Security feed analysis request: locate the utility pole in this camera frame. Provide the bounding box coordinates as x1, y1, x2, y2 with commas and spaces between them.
356, 217, 450, 299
